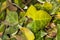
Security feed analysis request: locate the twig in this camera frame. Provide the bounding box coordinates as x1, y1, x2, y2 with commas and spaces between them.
12, 3, 25, 12
7, 0, 25, 12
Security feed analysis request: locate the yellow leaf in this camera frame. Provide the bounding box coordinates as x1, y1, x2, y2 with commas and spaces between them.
26, 5, 51, 20
25, 5, 37, 20
20, 27, 35, 40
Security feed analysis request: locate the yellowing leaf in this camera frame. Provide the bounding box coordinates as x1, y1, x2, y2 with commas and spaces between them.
25, 5, 37, 20
35, 10, 51, 20
26, 5, 52, 33
26, 5, 51, 20
20, 27, 35, 40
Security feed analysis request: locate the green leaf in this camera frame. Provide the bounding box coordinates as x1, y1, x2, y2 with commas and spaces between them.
5, 25, 19, 34
43, 2, 53, 11
35, 30, 46, 40
27, 20, 50, 33
54, 18, 60, 24
40, 30, 47, 37
6, 10, 18, 26
19, 12, 25, 19
34, 3, 43, 10
27, 21, 40, 33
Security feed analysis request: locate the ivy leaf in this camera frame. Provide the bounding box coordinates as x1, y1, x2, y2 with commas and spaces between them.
26, 5, 51, 33
26, 5, 51, 20
5, 10, 18, 26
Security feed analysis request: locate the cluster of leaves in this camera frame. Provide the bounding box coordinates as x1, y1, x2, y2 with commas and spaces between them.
0, 0, 60, 40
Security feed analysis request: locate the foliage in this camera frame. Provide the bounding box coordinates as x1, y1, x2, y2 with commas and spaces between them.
0, 0, 60, 40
